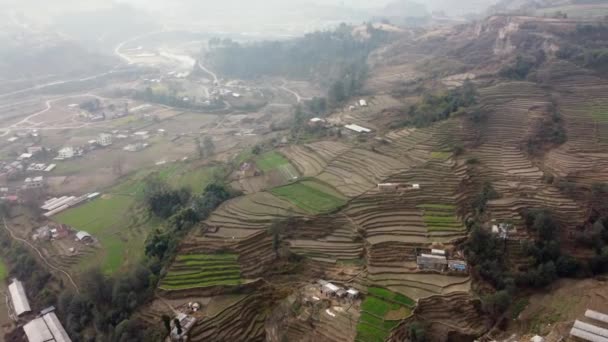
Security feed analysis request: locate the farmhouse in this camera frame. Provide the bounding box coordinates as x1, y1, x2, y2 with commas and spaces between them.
98, 133, 112, 147
448, 259, 468, 273
18, 153, 33, 161
76, 231, 93, 243
492, 223, 512, 239
318, 280, 343, 296
23, 308, 71, 342
308, 117, 326, 127
344, 124, 372, 134
359, 99, 368, 107
170, 313, 196, 341
417, 253, 448, 271
346, 288, 360, 300
9, 279, 31, 316
23, 176, 45, 189
56, 147, 75, 160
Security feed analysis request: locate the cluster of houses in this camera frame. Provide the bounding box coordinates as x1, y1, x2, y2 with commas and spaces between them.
317, 280, 360, 301
570, 309, 608, 342
69, 100, 129, 122
416, 248, 468, 273
8, 278, 71, 342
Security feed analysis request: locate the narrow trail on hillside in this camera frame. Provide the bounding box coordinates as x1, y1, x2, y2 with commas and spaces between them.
1, 217, 79, 293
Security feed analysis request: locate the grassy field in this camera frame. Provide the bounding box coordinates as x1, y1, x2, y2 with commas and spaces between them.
0, 259, 7, 280
417, 204, 464, 233
54, 163, 221, 273
270, 180, 347, 214
431, 151, 452, 160
255, 151, 290, 172
591, 103, 608, 123
356, 289, 414, 342
160, 253, 242, 290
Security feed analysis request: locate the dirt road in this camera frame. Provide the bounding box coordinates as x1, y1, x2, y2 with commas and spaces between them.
1, 217, 79, 293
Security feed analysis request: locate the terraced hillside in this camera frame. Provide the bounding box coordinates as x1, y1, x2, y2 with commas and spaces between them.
147, 13, 608, 342
159, 253, 243, 292
356, 288, 415, 342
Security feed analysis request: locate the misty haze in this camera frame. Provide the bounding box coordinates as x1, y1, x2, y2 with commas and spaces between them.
0, 0, 608, 341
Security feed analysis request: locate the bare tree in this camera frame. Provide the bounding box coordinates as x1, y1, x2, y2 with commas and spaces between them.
112, 155, 126, 176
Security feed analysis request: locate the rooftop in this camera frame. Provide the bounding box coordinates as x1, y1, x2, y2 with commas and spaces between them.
344, 124, 372, 133
8, 279, 31, 316
23, 311, 71, 342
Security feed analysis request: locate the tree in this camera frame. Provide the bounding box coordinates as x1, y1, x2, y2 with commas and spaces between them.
174, 318, 182, 335
203, 136, 215, 158
409, 321, 427, 342
112, 155, 125, 176
162, 315, 171, 333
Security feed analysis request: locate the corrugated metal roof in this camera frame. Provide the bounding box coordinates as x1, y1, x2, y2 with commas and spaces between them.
587, 310, 608, 324
571, 327, 608, 342
574, 320, 608, 338
43, 312, 72, 342
23, 317, 54, 342
23, 312, 72, 342
8, 279, 31, 316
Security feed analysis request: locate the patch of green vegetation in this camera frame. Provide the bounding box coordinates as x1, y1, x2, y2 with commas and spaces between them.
368, 287, 415, 308
591, 104, 608, 123
160, 253, 242, 290
255, 151, 289, 172
511, 298, 530, 319
0, 258, 7, 280
54, 164, 221, 273
270, 180, 346, 214
357, 290, 412, 342
431, 151, 452, 160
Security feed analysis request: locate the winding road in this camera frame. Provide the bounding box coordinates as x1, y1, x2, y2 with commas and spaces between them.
2, 217, 79, 293
198, 61, 220, 86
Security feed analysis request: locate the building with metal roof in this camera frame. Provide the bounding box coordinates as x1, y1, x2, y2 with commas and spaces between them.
587, 310, 608, 324
570, 319, 608, 342
8, 279, 31, 316
23, 311, 71, 342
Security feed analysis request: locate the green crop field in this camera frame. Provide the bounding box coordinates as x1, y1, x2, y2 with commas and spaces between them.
270, 180, 347, 214
356, 289, 414, 342
160, 253, 242, 290
431, 151, 452, 160
417, 204, 464, 233
255, 151, 290, 171
0, 258, 7, 280
368, 287, 415, 308
591, 104, 608, 123
54, 163, 221, 274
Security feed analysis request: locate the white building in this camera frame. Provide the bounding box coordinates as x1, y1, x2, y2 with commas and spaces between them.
57, 147, 75, 160
359, 99, 368, 107
23, 309, 71, 342
98, 133, 112, 147
344, 124, 372, 134
8, 279, 31, 316
23, 176, 45, 189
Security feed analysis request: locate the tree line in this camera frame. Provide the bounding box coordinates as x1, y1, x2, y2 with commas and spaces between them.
56, 175, 239, 341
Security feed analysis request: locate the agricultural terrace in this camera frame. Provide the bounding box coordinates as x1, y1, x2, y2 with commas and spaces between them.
255, 151, 289, 171
0, 258, 6, 280
590, 102, 608, 123
356, 288, 414, 342
417, 204, 465, 233
270, 179, 347, 214
160, 253, 242, 291
54, 163, 221, 273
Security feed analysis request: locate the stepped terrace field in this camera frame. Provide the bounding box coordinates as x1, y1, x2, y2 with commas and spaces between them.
271, 180, 347, 214
356, 288, 414, 342
159, 253, 242, 291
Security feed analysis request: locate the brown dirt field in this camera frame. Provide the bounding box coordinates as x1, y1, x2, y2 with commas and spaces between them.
385, 307, 410, 320
511, 278, 608, 337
